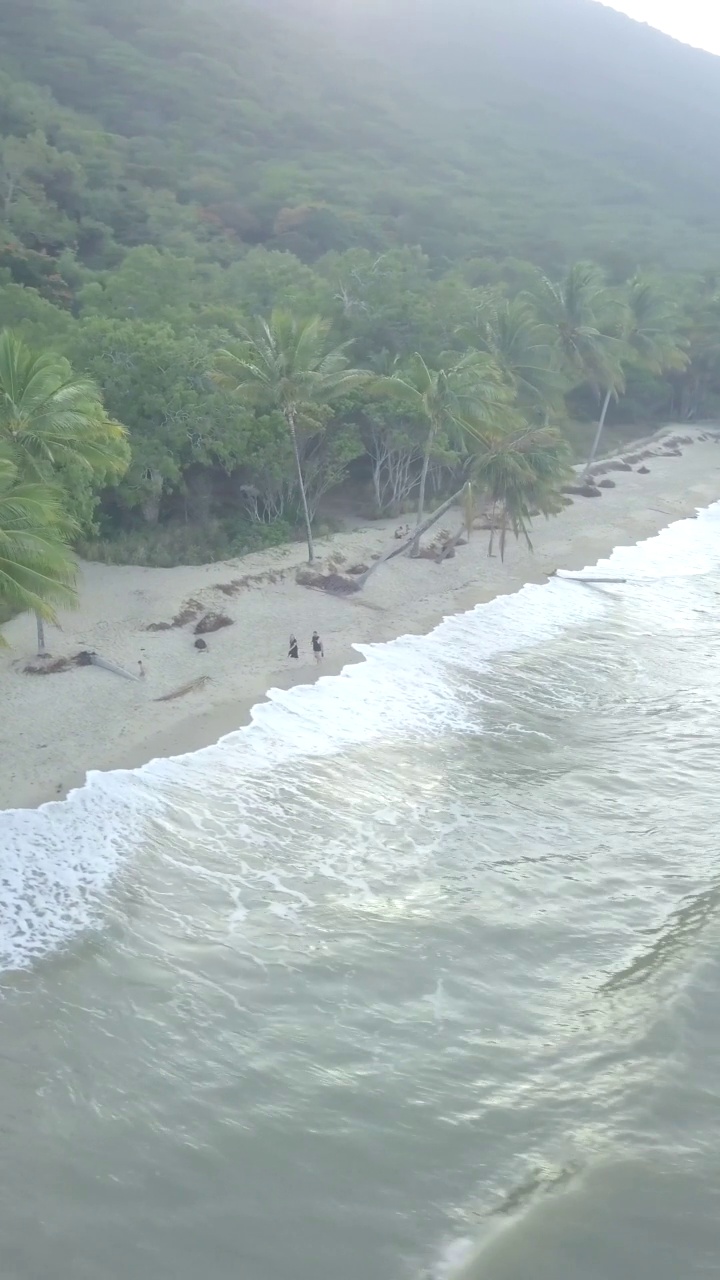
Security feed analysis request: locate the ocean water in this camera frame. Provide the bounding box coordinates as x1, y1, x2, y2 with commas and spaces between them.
2, 506, 720, 1280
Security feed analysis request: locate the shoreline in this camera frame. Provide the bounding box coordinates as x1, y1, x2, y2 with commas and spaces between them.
2, 425, 719, 812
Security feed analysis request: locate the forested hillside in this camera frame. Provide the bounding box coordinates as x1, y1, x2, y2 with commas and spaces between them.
1, 0, 720, 571
4, 0, 720, 272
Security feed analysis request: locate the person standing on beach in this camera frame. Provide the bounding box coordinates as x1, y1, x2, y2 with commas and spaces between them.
311, 630, 324, 663
288, 634, 299, 660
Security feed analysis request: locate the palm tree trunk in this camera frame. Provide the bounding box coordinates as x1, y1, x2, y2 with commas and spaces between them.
585, 387, 613, 475
412, 430, 434, 557
287, 410, 315, 563
358, 483, 470, 588
35, 611, 48, 657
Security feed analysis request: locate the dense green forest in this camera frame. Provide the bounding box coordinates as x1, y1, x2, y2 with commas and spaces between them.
2, 0, 720, 569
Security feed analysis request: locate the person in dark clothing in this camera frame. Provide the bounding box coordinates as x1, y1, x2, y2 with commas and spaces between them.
288, 634, 299, 660
311, 630, 324, 663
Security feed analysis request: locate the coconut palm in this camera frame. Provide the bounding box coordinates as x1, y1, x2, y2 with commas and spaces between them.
0, 457, 78, 647
215, 311, 368, 561
0, 329, 129, 650
584, 278, 689, 471
384, 351, 512, 553
530, 262, 624, 389
0, 329, 129, 487
674, 286, 720, 421
529, 262, 627, 467
469, 422, 571, 560
458, 296, 566, 423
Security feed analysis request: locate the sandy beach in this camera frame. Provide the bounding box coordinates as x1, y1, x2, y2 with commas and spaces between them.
1, 425, 719, 811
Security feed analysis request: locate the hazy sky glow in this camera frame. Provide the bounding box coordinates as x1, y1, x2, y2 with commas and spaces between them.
595, 1, 720, 55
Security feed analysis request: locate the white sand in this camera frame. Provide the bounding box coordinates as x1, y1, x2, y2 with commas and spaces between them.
2, 427, 719, 811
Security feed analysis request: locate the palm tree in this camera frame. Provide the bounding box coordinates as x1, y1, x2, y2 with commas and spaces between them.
529, 262, 626, 469
470, 423, 571, 560
0, 329, 129, 651
215, 311, 368, 562
458, 296, 566, 424
674, 286, 720, 421
584, 278, 689, 472
0, 330, 129, 486
0, 457, 78, 647
384, 351, 512, 553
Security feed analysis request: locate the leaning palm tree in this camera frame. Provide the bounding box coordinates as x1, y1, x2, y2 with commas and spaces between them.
0, 457, 78, 646
383, 351, 512, 553
583, 278, 689, 472
215, 311, 369, 562
529, 262, 626, 469
0, 329, 129, 651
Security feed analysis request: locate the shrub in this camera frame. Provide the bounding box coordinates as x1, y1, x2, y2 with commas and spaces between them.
77, 517, 294, 567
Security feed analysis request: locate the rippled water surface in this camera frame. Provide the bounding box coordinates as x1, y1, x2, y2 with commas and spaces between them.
2, 508, 720, 1280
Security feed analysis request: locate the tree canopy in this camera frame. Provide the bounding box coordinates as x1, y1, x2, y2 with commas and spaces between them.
0, 0, 719, 569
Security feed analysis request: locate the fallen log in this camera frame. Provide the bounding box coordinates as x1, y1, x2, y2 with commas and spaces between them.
552, 572, 627, 584
356, 484, 471, 588
89, 653, 142, 680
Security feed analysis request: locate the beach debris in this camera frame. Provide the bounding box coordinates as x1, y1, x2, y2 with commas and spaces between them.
154, 674, 211, 702
194, 637, 208, 651
89, 653, 142, 680
146, 599, 203, 631
215, 568, 285, 595
23, 656, 74, 675
346, 562, 370, 575
590, 460, 632, 475
296, 564, 360, 594
22, 649, 142, 679
551, 572, 628, 584
194, 611, 232, 635
561, 483, 603, 497
637, 465, 651, 474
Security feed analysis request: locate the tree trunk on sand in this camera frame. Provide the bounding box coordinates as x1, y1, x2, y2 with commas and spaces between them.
584, 387, 613, 475
35, 611, 49, 657
357, 483, 470, 588
411, 431, 434, 557
288, 410, 315, 563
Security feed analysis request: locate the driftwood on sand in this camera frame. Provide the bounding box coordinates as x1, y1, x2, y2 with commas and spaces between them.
88, 652, 142, 679
154, 675, 211, 702
23, 650, 142, 679
551, 571, 627, 584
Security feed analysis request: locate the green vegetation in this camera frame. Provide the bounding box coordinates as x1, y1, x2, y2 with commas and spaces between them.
382, 353, 512, 551
0, 331, 129, 647
215, 312, 369, 562
0, 456, 78, 646
0, 0, 719, 580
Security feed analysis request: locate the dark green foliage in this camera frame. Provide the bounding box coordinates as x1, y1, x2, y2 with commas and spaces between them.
2, 0, 720, 563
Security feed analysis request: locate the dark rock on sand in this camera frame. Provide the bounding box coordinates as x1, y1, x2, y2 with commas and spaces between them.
562, 483, 603, 498
194, 611, 233, 635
